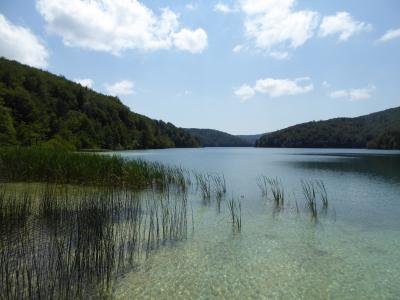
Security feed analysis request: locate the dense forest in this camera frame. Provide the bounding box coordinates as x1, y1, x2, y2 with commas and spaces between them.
184, 128, 252, 147
0, 58, 200, 150
2, 58, 399, 151
256, 107, 400, 149
236, 134, 263, 146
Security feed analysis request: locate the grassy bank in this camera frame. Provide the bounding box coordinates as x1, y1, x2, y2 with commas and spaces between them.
0, 147, 188, 190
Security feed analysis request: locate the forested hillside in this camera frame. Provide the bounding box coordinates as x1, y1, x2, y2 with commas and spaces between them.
256, 107, 400, 149
236, 134, 263, 146
184, 128, 252, 147
0, 58, 200, 150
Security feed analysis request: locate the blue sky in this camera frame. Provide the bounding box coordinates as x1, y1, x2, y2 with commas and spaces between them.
1, 0, 399, 134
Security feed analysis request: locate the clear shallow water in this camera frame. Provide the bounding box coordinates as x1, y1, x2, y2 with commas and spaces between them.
110, 148, 400, 299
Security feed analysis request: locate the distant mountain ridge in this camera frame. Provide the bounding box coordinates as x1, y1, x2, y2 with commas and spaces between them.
256, 107, 400, 149
183, 128, 252, 147
236, 134, 263, 145
0, 58, 200, 150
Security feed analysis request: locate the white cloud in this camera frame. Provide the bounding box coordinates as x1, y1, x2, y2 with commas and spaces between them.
185, 3, 197, 11
235, 77, 313, 101
319, 12, 371, 41
240, 0, 319, 56
269, 51, 289, 60
214, 3, 237, 14
74, 78, 93, 88
0, 14, 49, 68
172, 28, 208, 53
378, 28, 400, 43
330, 86, 375, 101
105, 80, 135, 96
36, 0, 207, 54
322, 81, 330, 88
233, 44, 245, 53
254, 77, 313, 97
234, 84, 255, 102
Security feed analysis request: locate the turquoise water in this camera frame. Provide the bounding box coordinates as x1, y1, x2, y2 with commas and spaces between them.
111, 148, 400, 299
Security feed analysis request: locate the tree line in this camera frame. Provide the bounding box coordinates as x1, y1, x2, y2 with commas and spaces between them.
256, 107, 400, 149
0, 58, 200, 150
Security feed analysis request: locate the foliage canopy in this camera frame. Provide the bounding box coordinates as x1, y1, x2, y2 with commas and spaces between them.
0, 58, 200, 150
256, 107, 400, 149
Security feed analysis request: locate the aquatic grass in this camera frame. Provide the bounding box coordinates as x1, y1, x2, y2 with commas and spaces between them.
0, 147, 190, 191
257, 175, 269, 198
212, 174, 226, 212
0, 183, 190, 299
266, 177, 285, 208
212, 174, 226, 194
0, 185, 33, 228
301, 179, 318, 220
300, 179, 329, 220
315, 179, 328, 209
257, 176, 330, 221
194, 173, 212, 204
227, 197, 242, 232
194, 172, 227, 210
0, 147, 194, 298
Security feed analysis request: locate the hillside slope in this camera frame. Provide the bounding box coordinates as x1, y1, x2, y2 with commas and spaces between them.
184, 128, 252, 147
0, 58, 200, 150
256, 107, 400, 149
236, 134, 263, 146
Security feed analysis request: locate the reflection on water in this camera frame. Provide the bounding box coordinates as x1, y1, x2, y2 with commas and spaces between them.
110, 148, 400, 299
289, 152, 400, 183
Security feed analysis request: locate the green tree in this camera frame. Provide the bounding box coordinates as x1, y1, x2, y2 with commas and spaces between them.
0, 98, 17, 145
0, 57, 201, 150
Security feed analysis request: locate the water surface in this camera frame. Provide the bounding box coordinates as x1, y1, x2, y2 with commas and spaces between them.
110, 148, 400, 299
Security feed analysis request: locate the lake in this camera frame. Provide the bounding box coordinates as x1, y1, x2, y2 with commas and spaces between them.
110, 147, 400, 299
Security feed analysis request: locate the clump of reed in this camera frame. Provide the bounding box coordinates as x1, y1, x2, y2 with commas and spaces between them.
0, 147, 190, 192
227, 197, 242, 232
0, 185, 33, 228
213, 174, 226, 212
316, 180, 328, 209
301, 179, 329, 220
257, 175, 330, 221
195, 173, 212, 203
0, 183, 189, 299
194, 173, 226, 209
301, 180, 318, 220
257, 175, 269, 197
266, 177, 285, 208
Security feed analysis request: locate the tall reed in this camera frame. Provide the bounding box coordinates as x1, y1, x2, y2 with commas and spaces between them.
0, 186, 33, 228
301, 179, 318, 220
316, 179, 328, 209
257, 175, 269, 197
0, 183, 189, 299
195, 173, 212, 203
194, 173, 226, 209
266, 177, 285, 207
0, 147, 189, 191
227, 197, 242, 232
213, 174, 226, 212
301, 179, 329, 220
